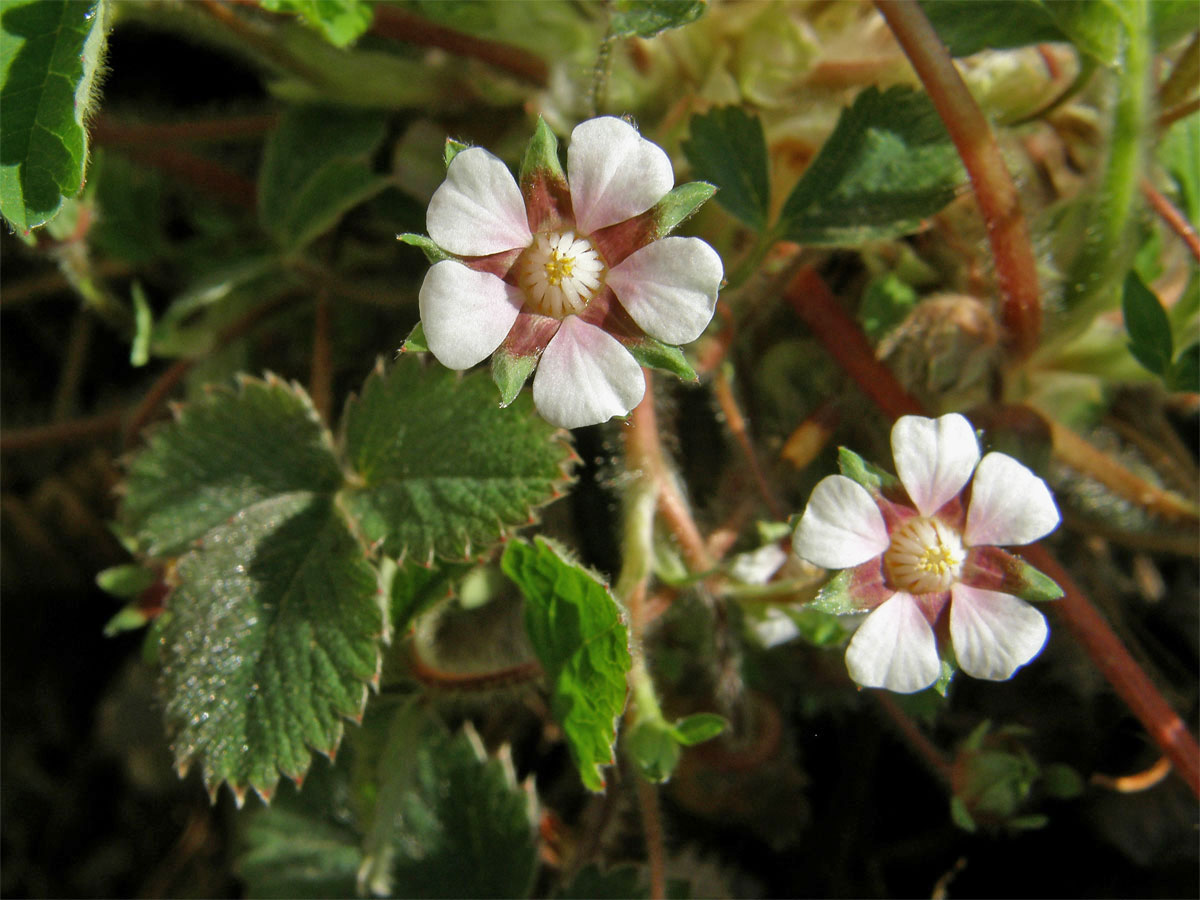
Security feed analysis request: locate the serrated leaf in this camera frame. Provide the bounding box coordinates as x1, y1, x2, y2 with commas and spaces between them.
609, 0, 706, 38
652, 181, 717, 237
501, 538, 631, 792
779, 86, 964, 246
683, 107, 770, 231
239, 806, 363, 899
340, 357, 573, 561
357, 704, 538, 899
0, 0, 107, 232
1122, 270, 1173, 376
837, 446, 900, 493
388, 558, 470, 633
625, 335, 697, 381
918, 0, 1065, 56
259, 105, 389, 251
122, 378, 344, 558
397, 232, 454, 264
258, 0, 373, 47
671, 712, 727, 746
160, 493, 382, 801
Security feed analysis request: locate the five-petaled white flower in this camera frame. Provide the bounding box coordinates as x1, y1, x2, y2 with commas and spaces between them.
792, 413, 1061, 694
416, 116, 723, 429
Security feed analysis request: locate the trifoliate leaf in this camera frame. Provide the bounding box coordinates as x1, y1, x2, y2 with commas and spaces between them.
258, 0, 374, 47
340, 357, 574, 562
1122, 270, 1173, 377
918, 0, 1065, 56
779, 87, 964, 246
501, 538, 631, 792
683, 107, 770, 231
356, 703, 538, 899
259, 105, 390, 251
0, 0, 108, 232
609, 0, 706, 38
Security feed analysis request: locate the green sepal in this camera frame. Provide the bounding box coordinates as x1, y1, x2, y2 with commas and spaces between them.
932, 654, 956, 697
398, 233, 453, 264
1007, 559, 1064, 604
401, 321, 429, 353
652, 182, 718, 238
444, 138, 469, 168
519, 116, 567, 189
806, 569, 860, 616
492, 347, 538, 407
837, 446, 900, 493
96, 563, 156, 598
626, 336, 697, 381
627, 718, 680, 783
670, 712, 727, 746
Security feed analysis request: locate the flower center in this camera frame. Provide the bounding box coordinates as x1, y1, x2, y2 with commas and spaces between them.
883, 516, 965, 594
516, 231, 606, 318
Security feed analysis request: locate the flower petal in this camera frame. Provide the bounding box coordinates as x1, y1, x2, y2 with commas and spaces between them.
607, 237, 723, 345
793, 475, 890, 569
532, 317, 645, 429
427, 147, 532, 256
950, 584, 1048, 681
845, 593, 941, 693
568, 117, 674, 236
419, 261, 524, 369
964, 452, 1060, 547
891, 413, 980, 516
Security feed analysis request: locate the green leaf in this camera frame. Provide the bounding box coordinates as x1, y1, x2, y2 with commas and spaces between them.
258, 0, 374, 47
340, 357, 574, 561
625, 335, 698, 381
1039, 0, 1132, 68
837, 446, 900, 494
0, 0, 108, 232
258, 105, 390, 251
387, 558, 469, 633
682, 106, 770, 231
1122, 270, 1173, 376
627, 718, 680, 782
239, 806, 363, 899
88, 149, 168, 263
493, 346, 539, 407
918, 0, 1065, 56
779, 86, 964, 246
671, 712, 727, 746
558, 865, 644, 900
860, 274, 918, 339
1159, 113, 1199, 231
398, 232, 454, 264
651, 181, 717, 237
501, 538, 632, 792
357, 704, 538, 899
1042, 762, 1086, 799
1168, 342, 1199, 392
609, 0, 706, 38
120, 378, 383, 802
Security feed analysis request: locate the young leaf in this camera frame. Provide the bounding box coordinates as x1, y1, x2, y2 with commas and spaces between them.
917, 0, 1065, 56
0, 0, 108, 232
778, 87, 964, 246
1122, 271, 1173, 376
608, 0, 706, 39
501, 538, 632, 792
239, 806, 363, 899
340, 357, 574, 561
258, 0, 373, 47
682, 107, 770, 231
258, 105, 390, 251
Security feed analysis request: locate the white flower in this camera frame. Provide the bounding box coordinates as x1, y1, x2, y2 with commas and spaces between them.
417, 117, 724, 429
792, 413, 1061, 694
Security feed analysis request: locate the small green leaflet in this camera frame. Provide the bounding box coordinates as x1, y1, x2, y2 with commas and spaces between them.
918, 1, 1065, 56
683, 106, 770, 231
501, 538, 632, 792
258, 0, 374, 47
0, 0, 108, 232
608, 0, 706, 39
1122, 270, 1173, 377
779, 86, 965, 246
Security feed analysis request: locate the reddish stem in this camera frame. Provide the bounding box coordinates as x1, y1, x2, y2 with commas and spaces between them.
1159, 97, 1200, 131
0, 408, 124, 453
784, 267, 924, 420
713, 369, 785, 520
1141, 176, 1200, 263
98, 145, 257, 210
91, 114, 278, 146
370, 5, 548, 86
876, 0, 1042, 359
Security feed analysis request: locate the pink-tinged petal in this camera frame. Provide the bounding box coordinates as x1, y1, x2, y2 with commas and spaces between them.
793, 475, 890, 569
607, 237, 723, 345
845, 593, 941, 693
892, 413, 980, 516
419, 261, 523, 369
568, 117, 674, 235
427, 148, 532, 256
950, 584, 1048, 680
532, 317, 645, 429
964, 452, 1060, 547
